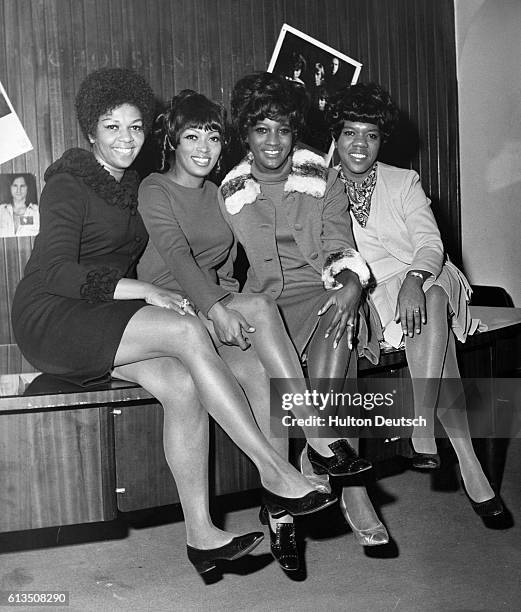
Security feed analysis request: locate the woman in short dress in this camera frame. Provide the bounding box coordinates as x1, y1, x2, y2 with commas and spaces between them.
11, 68, 335, 578
137, 89, 374, 571
329, 82, 503, 518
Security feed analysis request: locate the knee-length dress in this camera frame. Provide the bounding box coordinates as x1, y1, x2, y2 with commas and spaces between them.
11, 148, 148, 386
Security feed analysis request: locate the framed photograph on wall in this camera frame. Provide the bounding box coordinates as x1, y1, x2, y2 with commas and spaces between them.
0, 172, 39, 237
268, 24, 362, 162
0, 80, 33, 165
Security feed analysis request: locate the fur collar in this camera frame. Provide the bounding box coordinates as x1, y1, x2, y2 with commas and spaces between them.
44, 148, 139, 211
221, 148, 328, 215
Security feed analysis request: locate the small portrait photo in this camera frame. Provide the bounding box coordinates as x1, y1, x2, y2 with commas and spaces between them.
268, 24, 362, 161
0, 173, 39, 238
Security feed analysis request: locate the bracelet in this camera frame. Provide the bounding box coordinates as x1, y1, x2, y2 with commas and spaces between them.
407, 271, 425, 281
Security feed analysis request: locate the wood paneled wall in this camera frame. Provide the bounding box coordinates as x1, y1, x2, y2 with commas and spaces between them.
0, 0, 459, 342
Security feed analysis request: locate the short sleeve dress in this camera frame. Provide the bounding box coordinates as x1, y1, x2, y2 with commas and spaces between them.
11, 148, 148, 386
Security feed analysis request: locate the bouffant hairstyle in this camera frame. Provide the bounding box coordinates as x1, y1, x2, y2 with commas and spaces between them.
75, 67, 156, 141
230, 71, 305, 145
328, 82, 399, 143
154, 89, 227, 172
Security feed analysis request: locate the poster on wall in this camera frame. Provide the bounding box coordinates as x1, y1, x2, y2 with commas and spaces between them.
0, 80, 33, 166
0, 172, 39, 237
268, 23, 362, 162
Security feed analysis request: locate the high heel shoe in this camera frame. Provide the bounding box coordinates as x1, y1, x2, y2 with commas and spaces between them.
262, 487, 336, 517
339, 498, 389, 546
259, 506, 299, 572
460, 479, 504, 518
299, 445, 332, 493
307, 439, 372, 477
186, 532, 264, 575
408, 439, 440, 470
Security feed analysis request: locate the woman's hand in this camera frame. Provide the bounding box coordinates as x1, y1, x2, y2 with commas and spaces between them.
318, 274, 362, 349
207, 301, 255, 350
145, 287, 196, 316
395, 274, 426, 337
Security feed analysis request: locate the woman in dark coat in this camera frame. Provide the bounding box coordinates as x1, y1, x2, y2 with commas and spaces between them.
11, 68, 335, 576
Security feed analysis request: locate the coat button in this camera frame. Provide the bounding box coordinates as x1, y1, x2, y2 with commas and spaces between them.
294, 223, 303, 231
135, 236, 142, 242
310, 252, 318, 259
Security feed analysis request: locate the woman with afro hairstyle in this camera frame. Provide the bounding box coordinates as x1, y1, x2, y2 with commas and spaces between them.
11, 68, 337, 577
218, 71, 391, 562
328, 82, 504, 518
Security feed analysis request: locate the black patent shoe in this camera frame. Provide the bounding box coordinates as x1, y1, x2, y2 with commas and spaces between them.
307, 439, 372, 477
259, 506, 299, 572
409, 439, 440, 470
186, 532, 264, 575
262, 487, 336, 517
460, 479, 504, 518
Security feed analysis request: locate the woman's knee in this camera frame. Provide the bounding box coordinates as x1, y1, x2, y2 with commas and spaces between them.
425, 285, 448, 308
164, 310, 212, 348
242, 293, 279, 322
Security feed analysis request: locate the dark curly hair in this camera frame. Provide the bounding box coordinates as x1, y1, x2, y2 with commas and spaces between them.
154, 90, 227, 172
75, 68, 156, 141
230, 71, 305, 145
328, 82, 399, 143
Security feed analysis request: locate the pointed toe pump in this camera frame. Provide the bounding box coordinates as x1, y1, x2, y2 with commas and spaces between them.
460, 479, 504, 518
408, 439, 440, 470
307, 439, 372, 477
186, 532, 264, 575
339, 498, 389, 547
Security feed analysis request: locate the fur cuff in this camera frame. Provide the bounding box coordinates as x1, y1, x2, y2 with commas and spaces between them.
322, 248, 372, 290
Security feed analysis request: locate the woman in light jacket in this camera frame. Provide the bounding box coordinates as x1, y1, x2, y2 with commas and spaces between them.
329, 81, 503, 518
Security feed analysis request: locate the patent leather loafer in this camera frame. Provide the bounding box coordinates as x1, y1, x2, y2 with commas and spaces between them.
307, 439, 372, 477
259, 506, 299, 572
262, 487, 337, 517
460, 479, 504, 518
409, 439, 440, 470
186, 532, 264, 575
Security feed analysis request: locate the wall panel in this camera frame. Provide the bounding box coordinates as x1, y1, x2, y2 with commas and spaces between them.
0, 0, 460, 341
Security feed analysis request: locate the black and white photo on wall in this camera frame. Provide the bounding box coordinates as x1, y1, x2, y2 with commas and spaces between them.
268, 23, 362, 161
0, 172, 39, 238
0, 79, 33, 165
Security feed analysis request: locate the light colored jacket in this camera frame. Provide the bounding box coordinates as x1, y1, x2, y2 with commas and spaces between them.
362, 162, 445, 277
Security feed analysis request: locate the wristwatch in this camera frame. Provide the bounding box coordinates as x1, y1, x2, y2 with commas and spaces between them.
407, 271, 425, 281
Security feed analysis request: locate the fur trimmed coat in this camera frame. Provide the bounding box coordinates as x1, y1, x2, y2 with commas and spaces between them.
218, 148, 370, 298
